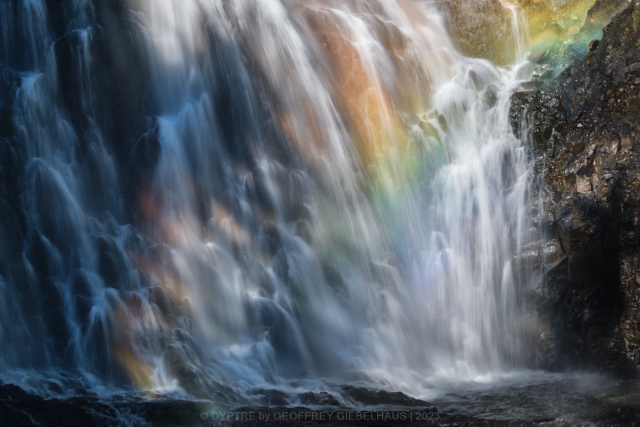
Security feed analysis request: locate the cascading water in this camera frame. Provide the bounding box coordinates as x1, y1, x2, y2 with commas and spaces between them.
0, 0, 545, 403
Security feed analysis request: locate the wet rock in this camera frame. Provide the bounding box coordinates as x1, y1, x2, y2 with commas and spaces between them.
39, 276, 70, 360
0, 137, 25, 214
511, 3, 640, 377
576, 175, 593, 193
260, 220, 281, 255
418, 120, 439, 137
340, 386, 429, 407
48, 0, 154, 219
93, 235, 126, 288
54, 36, 86, 136
125, 118, 161, 200
0, 199, 24, 260
45, 306, 70, 360
0, 382, 116, 427
73, 295, 93, 325
27, 160, 85, 256
71, 272, 93, 299
46, 381, 64, 395
44, 0, 67, 39
41, 277, 63, 311
0, 67, 19, 138
299, 392, 341, 407
9, 381, 620, 426
162, 342, 231, 401
445, 0, 516, 65
294, 220, 312, 244
249, 389, 290, 406
149, 286, 174, 315
25, 229, 56, 278
132, 399, 214, 427
0, 400, 35, 426
83, 316, 116, 379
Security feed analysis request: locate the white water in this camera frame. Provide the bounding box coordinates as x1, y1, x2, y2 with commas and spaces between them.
0, 0, 540, 401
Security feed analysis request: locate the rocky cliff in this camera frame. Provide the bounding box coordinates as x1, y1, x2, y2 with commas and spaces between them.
512, 1, 640, 378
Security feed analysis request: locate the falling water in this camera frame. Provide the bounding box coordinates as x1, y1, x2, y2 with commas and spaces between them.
0, 0, 542, 401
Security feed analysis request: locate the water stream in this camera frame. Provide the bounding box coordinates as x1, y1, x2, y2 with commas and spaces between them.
0, 0, 585, 410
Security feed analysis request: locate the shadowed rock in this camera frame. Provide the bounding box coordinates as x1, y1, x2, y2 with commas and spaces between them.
340, 386, 429, 407
511, 2, 640, 378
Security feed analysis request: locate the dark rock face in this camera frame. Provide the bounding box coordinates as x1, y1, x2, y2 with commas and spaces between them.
512, 3, 640, 377
0, 383, 113, 427
340, 386, 429, 407
299, 391, 341, 407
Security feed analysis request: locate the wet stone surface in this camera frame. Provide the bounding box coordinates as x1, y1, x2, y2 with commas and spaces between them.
3, 377, 640, 426
511, 2, 640, 379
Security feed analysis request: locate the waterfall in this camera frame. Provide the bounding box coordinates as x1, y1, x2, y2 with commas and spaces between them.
0, 0, 538, 399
